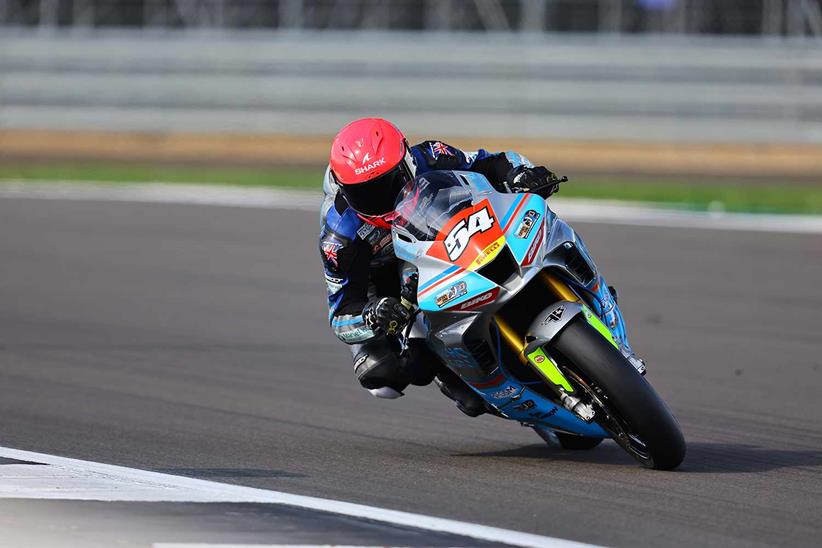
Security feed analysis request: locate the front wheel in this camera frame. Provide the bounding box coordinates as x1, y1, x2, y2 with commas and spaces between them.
550, 317, 686, 470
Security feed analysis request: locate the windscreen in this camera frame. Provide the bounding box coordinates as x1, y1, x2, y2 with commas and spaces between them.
393, 173, 474, 241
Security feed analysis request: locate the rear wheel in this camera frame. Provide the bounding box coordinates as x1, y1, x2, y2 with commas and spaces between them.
550, 317, 686, 470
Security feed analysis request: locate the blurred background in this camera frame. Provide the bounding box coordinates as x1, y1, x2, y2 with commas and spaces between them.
1, 0, 821, 212
2, 5, 822, 547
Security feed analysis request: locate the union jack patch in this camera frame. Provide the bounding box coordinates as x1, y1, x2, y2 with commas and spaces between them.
430, 141, 454, 158
322, 241, 343, 267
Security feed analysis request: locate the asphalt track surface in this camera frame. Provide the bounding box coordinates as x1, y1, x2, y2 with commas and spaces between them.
1, 197, 821, 547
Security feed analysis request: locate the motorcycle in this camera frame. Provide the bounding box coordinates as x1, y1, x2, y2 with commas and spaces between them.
391, 170, 686, 470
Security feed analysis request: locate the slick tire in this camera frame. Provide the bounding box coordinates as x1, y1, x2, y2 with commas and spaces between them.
550, 317, 686, 470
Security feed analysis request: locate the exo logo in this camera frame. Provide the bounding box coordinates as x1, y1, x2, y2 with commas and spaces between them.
444, 207, 495, 261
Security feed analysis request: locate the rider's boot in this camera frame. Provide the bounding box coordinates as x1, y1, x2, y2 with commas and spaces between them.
435, 367, 487, 417
591, 279, 646, 375
353, 337, 436, 399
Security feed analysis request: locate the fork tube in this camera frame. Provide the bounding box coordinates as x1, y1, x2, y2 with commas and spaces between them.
495, 273, 581, 365
494, 315, 527, 364
540, 271, 581, 302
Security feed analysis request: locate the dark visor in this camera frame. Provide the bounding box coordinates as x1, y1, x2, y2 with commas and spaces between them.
339, 162, 413, 217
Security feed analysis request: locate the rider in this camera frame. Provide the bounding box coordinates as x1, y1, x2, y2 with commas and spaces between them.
319, 117, 632, 416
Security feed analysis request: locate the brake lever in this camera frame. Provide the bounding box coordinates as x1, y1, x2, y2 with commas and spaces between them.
530, 175, 568, 198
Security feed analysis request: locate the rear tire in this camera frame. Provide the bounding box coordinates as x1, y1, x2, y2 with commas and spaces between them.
550, 317, 686, 470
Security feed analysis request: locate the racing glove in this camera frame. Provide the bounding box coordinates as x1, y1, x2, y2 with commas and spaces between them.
505, 166, 564, 198
363, 297, 411, 336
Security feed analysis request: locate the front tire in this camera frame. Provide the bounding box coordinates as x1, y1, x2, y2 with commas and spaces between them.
550, 317, 686, 470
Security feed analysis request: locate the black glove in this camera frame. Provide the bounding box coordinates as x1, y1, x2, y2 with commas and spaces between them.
363, 297, 411, 336
505, 166, 564, 198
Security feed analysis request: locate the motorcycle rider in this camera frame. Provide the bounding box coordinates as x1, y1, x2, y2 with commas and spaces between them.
319, 117, 635, 417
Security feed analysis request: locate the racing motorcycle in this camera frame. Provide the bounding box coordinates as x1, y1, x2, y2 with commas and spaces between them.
391, 170, 686, 470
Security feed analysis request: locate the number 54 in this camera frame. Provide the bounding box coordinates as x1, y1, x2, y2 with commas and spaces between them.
444, 208, 495, 261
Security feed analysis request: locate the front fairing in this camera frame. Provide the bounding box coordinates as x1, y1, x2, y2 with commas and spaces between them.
393, 172, 550, 315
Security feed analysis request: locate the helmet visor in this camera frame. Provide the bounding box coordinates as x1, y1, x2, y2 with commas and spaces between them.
338, 161, 413, 218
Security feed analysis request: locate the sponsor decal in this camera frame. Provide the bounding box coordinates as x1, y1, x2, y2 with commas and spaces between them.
353, 353, 368, 369
450, 287, 499, 312
522, 224, 544, 267
321, 241, 343, 267
372, 233, 393, 254
443, 346, 477, 370
365, 228, 384, 244
435, 281, 468, 308
528, 407, 558, 419
356, 223, 375, 240
430, 141, 454, 158
473, 239, 502, 268
514, 400, 536, 412
534, 354, 546, 364
338, 326, 373, 342
515, 210, 541, 239
490, 386, 519, 400
444, 207, 495, 261
354, 157, 386, 176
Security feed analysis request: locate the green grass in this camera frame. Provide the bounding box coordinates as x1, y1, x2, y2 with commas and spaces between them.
0, 162, 324, 189
559, 179, 822, 215
1, 162, 821, 215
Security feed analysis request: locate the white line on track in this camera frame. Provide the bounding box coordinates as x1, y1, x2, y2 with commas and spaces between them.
2, 180, 822, 235
154, 545, 405, 548
0, 446, 594, 548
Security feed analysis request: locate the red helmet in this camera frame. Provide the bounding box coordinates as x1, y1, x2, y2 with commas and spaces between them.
329, 118, 416, 227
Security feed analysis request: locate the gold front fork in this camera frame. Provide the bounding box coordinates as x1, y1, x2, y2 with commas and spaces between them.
494, 272, 581, 363
494, 315, 527, 363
